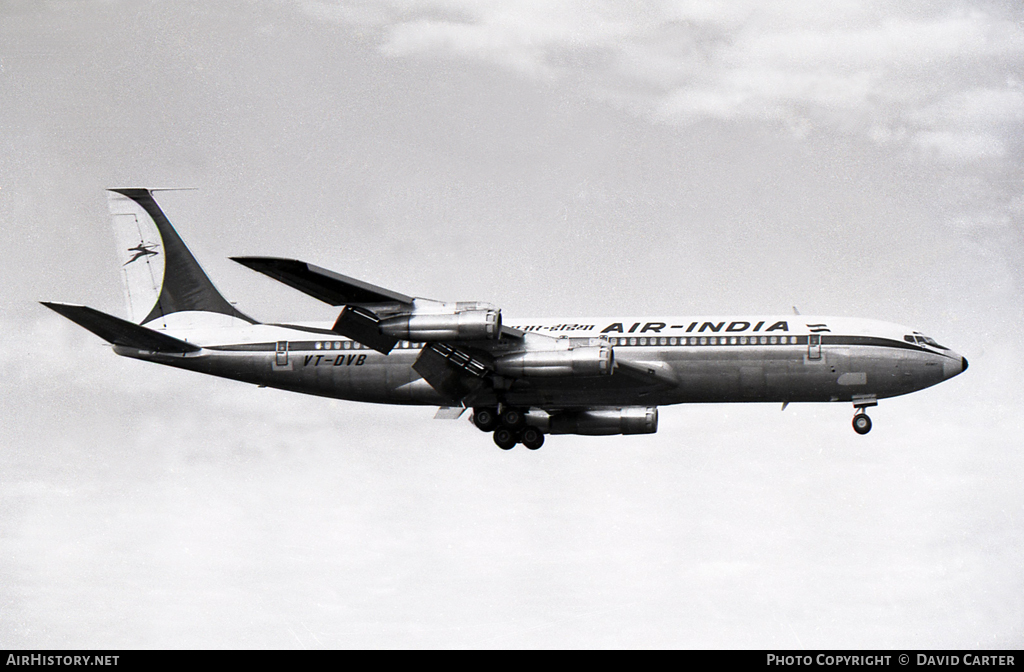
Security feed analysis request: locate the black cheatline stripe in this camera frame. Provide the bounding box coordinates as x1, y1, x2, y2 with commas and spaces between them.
610, 335, 803, 346
206, 343, 277, 352
207, 339, 382, 352
821, 335, 928, 352
606, 334, 942, 354
207, 334, 944, 356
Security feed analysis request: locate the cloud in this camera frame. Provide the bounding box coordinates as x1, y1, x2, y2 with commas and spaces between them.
298, 1, 1024, 162
914, 130, 1005, 160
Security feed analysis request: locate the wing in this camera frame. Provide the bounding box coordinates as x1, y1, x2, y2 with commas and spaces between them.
234, 258, 668, 405
230, 257, 415, 306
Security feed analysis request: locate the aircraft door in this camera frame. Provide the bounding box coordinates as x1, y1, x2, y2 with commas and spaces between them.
276, 341, 289, 366
808, 334, 821, 360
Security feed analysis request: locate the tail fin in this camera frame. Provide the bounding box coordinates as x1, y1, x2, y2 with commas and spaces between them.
107, 189, 254, 327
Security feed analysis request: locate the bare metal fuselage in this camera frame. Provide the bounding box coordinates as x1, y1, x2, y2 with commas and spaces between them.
115, 316, 964, 410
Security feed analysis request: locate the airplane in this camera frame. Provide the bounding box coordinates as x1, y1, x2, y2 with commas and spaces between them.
42, 189, 968, 450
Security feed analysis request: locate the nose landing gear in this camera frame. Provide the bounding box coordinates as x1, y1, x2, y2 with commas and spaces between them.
851, 396, 877, 435
853, 413, 872, 435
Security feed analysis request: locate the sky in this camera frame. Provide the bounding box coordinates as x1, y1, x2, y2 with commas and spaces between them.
1, 0, 1022, 649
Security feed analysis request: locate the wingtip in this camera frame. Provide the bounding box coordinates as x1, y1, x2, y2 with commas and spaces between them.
229, 256, 266, 270
230, 255, 299, 264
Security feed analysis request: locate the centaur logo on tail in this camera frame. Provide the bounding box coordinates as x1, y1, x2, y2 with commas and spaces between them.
124, 243, 159, 265
43, 189, 968, 450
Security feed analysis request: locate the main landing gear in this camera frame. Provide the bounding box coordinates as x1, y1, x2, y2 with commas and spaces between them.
473, 406, 545, 450
852, 397, 877, 435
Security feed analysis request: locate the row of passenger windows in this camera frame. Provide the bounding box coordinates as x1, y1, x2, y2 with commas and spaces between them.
310, 336, 803, 350
609, 335, 801, 346
313, 341, 424, 350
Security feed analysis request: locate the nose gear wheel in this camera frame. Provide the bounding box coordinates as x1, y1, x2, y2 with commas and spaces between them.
853, 413, 872, 435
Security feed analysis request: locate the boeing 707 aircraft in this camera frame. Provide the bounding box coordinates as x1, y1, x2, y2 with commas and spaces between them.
43, 189, 968, 450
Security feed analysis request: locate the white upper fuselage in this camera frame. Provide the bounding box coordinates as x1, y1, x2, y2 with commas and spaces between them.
130, 311, 965, 410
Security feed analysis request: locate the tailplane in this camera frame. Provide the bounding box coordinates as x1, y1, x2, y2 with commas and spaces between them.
41, 302, 201, 353
107, 189, 254, 327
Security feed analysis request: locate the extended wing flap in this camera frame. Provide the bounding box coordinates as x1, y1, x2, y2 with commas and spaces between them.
41, 302, 201, 353
231, 257, 414, 306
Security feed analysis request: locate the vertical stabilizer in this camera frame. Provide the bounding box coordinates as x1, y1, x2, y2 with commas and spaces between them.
107, 189, 254, 326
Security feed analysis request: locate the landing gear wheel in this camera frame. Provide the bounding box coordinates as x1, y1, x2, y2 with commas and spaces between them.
853, 413, 872, 435
473, 407, 500, 432
521, 427, 544, 450
500, 408, 526, 430
493, 427, 518, 450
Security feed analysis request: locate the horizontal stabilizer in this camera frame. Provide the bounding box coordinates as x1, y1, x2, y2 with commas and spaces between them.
41, 302, 201, 353
231, 257, 414, 306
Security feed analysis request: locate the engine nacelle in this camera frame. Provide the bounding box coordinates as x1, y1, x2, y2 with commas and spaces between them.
378, 309, 501, 341
494, 345, 613, 378
538, 407, 658, 436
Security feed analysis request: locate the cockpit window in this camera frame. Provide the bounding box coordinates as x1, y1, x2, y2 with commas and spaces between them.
914, 335, 949, 350
904, 335, 915, 343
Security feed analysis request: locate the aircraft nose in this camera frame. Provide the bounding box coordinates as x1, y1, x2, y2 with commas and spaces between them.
943, 355, 967, 379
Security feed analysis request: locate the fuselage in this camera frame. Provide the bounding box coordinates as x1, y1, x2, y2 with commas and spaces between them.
118, 313, 967, 410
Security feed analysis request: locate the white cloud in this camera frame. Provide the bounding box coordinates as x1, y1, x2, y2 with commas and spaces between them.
299, 0, 1024, 163
915, 130, 1005, 160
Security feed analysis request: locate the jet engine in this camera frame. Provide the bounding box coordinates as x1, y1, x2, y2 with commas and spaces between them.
528, 407, 658, 435
378, 308, 501, 341
494, 344, 613, 378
